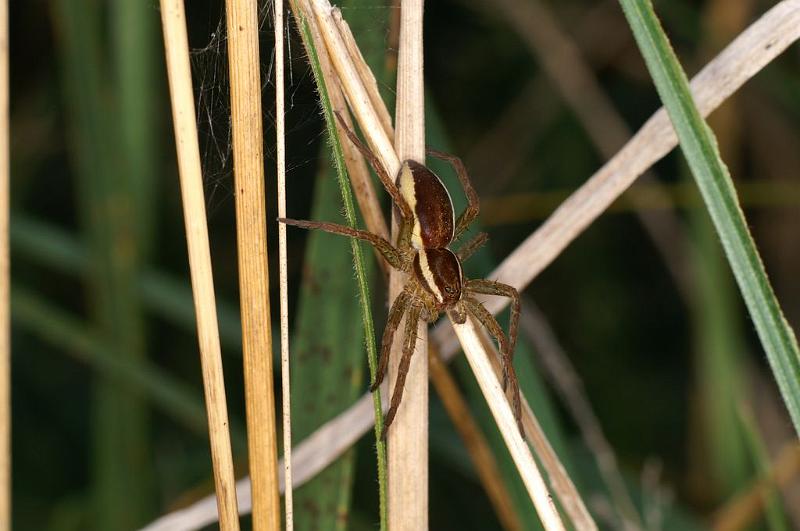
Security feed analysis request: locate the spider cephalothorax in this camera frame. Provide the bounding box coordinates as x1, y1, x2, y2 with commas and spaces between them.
282, 112, 522, 437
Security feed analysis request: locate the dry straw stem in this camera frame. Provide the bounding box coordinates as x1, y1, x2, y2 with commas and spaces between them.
713, 443, 800, 531
0, 0, 8, 528
389, 1, 428, 528
224, 0, 281, 528
158, 0, 240, 528
275, 0, 294, 528
469, 315, 595, 530
310, 0, 399, 173
428, 347, 523, 531
486, 0, 693, 302
520, 300, 642, 529
332, 11, 394, 143
434, 0, 800, 326
453, 319, 566, 531
141, 1, 800, 529
302, 4, 391, 275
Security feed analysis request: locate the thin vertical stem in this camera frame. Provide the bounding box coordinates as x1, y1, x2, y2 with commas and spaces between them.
389, 1, 427, 528
276, 0, 294, 528
224, 0, 281, 528
0, 0, 8, 527
159, 1, 240, 528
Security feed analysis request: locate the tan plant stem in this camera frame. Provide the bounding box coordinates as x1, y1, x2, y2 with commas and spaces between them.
429, 347, 523, 531
0, 0, 8, 527
158, 1, 240, 528
389, 1, 427, 528
223, 0, 280, 529
310, 0, 398, 173
483, 0, 692, 302
275, 0, 294, 528
453, 319, 566, 531
470, 318, 595, 530
303, 6, 390, 275
331, 11, 394, 143
520, 299, 641, 530
436, 0, 800, 324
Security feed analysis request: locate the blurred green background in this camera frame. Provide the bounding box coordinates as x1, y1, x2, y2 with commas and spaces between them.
10, 0, 800, 529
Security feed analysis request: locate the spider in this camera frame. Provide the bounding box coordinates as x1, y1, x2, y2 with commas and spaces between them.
281, 112, 522, 438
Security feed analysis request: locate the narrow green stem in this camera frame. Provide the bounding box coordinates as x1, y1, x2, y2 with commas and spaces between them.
296, 15, 388, 529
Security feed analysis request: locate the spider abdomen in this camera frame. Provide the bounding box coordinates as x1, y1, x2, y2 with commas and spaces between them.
413, 248, 463, 308
397, 160, 455, 249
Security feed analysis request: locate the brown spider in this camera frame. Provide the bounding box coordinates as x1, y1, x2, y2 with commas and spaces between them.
281, 113, 522, 438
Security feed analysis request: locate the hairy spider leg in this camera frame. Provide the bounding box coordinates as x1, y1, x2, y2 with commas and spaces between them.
372, 290, 412, 392
382, 302, 422, 439
456, 232, 489, 262
462, 296, 523, 434
465, 279, 521, 365
427, 148, 480, 241
279, 218, 408, 271
332, 111, 415, 253
462, 296, 510, 389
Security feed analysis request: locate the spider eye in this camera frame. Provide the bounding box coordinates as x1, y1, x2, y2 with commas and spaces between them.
444, 286, 454, 295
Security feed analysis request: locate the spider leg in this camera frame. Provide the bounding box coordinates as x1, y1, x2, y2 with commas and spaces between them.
382, 302, 422, 440
463, 296, 523, 434
280, 218, 407, 271
465, 279, 520, 365
427, 148, 479, 240
333, 111, 414, 222
462, 296, 510, 389
373, 290, 411, 392
456, 232, 489, 262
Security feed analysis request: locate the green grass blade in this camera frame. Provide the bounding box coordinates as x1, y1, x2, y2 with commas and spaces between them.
617, 0, 800, 436
11, 215, 244, 349
290, 154, 371, 531
112, 0, 160, 254
737, 404, 790, 531
688, 198, 750, 497
294, 13, 388, 528
52, 0, 154, 525
10, 287, 248, 449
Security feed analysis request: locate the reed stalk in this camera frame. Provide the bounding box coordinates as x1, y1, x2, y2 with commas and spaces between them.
387, 1, 428, 528
275, 0, 294, 527
428, 347, 522, 531
453, 319, 565, 531
223, 0, 281, 528
159, 1, 240, 528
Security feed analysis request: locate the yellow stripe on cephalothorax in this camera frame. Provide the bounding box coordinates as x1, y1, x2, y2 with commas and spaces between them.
417, 249, 444, 303
397, 162, 424, 249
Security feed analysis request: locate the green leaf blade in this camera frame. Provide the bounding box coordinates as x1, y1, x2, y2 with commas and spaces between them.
617, 0, 800, 435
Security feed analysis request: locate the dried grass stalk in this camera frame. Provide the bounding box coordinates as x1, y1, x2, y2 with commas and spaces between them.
473, 0, 800, 317
453, 319, 566, 531
428, 347, 523, 531
388, 1, 428, 528
275, 0, 294, 527
223, 0, 281, 528
159, 1, 240, 528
